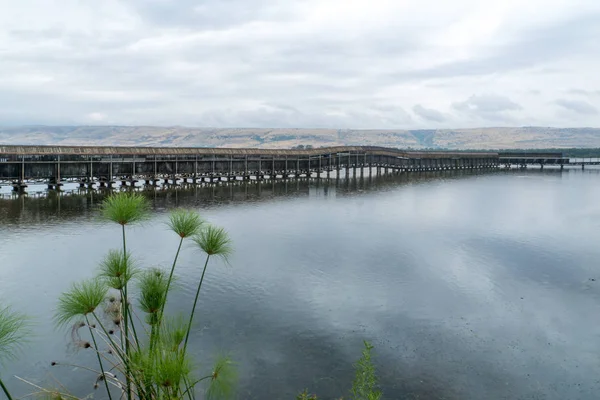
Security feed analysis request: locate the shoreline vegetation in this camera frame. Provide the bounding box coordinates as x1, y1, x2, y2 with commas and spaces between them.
0, 192, 382, 399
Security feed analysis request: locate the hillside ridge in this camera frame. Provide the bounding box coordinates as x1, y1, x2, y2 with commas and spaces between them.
1, 126, 600, 150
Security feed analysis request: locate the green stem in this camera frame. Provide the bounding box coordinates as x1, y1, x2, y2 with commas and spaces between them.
0, 378, 14, 400
128, 305, 140, 350
183, 254, 210, 354
122, 224, 127, 261
160, 236, 184, 318
92, 312, 149, 400
86, 315, 113, 400
180, 375, 212, 399
183, 375, 197, 400
121, 224, 132, 400
149, 323, 156, 351
153, 236, 184, 352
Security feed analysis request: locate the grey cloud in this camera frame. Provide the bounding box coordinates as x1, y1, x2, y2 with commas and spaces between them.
555, 99, 598, 115
0, 7, 419, 128
453, 95, 522, 113
565, 89, 600, 96
412, 105, 446, 122
1, 2, 600, 128
178, 29, 417, 83
392, 13, 600, 82
452, 95, 522, 122
199, 104, 413, 129
128, 0, 295, 29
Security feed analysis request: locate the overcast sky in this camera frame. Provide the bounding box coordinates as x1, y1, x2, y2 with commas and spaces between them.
1, 0, 599, 129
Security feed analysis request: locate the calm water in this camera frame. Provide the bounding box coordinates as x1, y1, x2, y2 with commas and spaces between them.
2, 169, 600, 399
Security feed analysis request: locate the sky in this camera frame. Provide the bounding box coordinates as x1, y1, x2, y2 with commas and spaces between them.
0, 0, 599, 129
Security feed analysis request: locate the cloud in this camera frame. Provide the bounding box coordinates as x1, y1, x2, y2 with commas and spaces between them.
87, 112, 107, 122
391, 13, 600, 82
452, 95, 522, 122
555, 99, 599, 115
412, 105, 447, 122
128, 0, 295, 30
0, 1, 600, 128
565, 89, 600, 96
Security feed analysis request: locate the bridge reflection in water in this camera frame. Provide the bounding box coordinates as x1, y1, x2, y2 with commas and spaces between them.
1, 167, 593, 225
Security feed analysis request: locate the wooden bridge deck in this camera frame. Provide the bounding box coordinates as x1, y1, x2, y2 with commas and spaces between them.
0, 145, 596, 192
0, 145, 498, 191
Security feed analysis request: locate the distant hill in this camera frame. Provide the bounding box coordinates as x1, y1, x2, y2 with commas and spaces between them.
1, 126, 600, 150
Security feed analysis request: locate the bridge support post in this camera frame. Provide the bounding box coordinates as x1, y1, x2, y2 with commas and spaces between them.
317, 155, 321, 179
13, 182, 27, 193
89, 157, 94, 185
109, 156, 113, 184
272, 156, 275, 179
57, 155, 61, 187
258, 159, 261, 180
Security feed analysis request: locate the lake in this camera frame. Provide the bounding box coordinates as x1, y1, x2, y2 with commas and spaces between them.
1, 169, 600, 399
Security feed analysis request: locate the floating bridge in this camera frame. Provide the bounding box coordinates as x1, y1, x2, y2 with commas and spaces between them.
0, 145, 573, 191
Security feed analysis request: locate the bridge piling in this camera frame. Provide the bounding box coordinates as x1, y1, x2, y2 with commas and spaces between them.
4, 146, 579, 194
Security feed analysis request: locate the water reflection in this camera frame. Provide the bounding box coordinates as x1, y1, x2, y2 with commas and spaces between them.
0, 170, 500, 225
